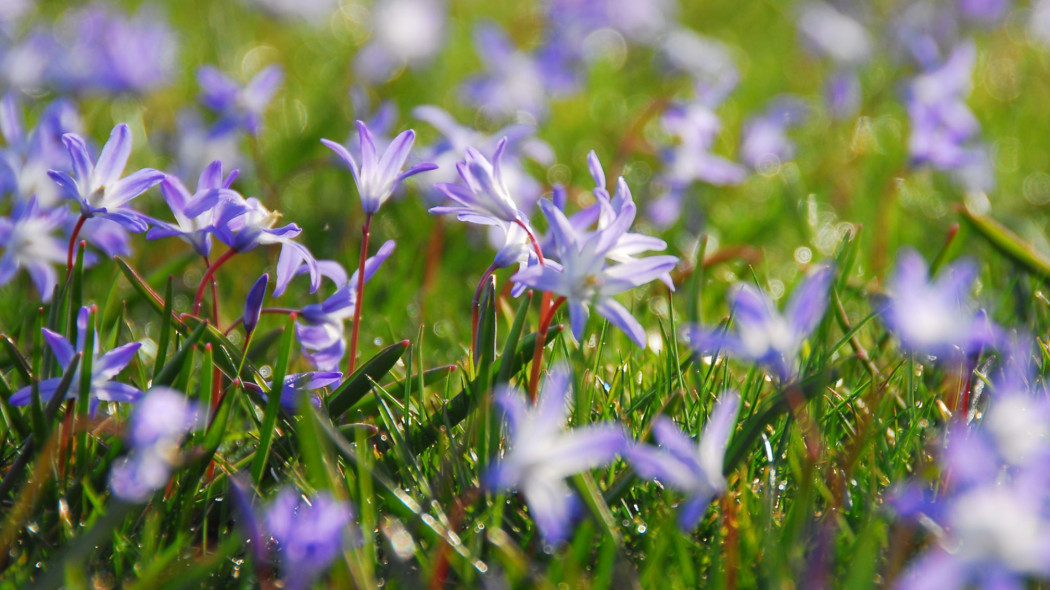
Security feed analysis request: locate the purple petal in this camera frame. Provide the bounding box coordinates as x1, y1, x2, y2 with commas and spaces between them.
541, 425, 625, 478
787, 265, 834, 337
94, 342, 142, 379
244, 273, 268, 333
596, 299, 645, 347
42, 328, 75, 368
104, 168, 164, 208
94, 124, 132, 190
677, 494, 716, 530
377, 129, 416, 183
521, 478, 578, 545
698, 391, 740, 480
62, 133, 94, 187
321, 138, 361, 181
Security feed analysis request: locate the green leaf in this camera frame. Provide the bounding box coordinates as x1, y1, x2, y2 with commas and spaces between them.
251, 316, 295, 486
960, 205, 1050, 281
327, 340, 410, 419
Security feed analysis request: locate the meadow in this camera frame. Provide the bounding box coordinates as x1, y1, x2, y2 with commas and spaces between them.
1, 0, 1050, 588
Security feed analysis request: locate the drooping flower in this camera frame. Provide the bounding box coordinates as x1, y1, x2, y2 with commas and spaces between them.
878, 248, 998, 360
10, 306, 142, 411
485, 368, 626, 545
686, 265, 834, 381
197, 65, 283, 136
265, 488, 356, 590
625, 391, 740, 529
48, 123, 165, 233
109, 387, 199, 503
295, 240, 395, 370
0, 196, 68, 300
321, 121, 437, 216
513, 199, 678, 347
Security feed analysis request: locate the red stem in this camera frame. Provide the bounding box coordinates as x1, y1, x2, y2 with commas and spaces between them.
193, 249, 237, 317
515, 219, 545, 267
347, 215, 372, 375
66, 215, 87, 273
528, 295, 565, 401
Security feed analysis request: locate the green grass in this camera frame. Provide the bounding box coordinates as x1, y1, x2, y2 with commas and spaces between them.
2, 1, 1050, 588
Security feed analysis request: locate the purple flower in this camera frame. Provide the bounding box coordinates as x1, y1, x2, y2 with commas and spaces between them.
48, 123, 164, 232
109, 387, 200, 504
460, 23, 571, 121
650, 98, 746, 228
10, 306, 142, 411
296, 240, 394, 370
353, 0, 446, 82
198, 195, 320, 297
484, 368, 626, 545
197, 65, 283, 136
686, 266, 834, 381
50, 4, 177, 95
740, 97, 809, 171
265, 488, 356, 590
413, 105, 551, 215
905, 41, 993, 192
146, 160, 244, 256
625, 391, 739, 529
430, 138, 530, 228
0, 197, 68, 300
796, 2, 872, 66
243, 273, 268, 334
322, 121, 436, 216
878, 249, 999, 360
894, 412, 1050, 589
0, 93, 83, 207
513, 199, 678, 347
272, 372, 342, 410
585, 152, 674, 288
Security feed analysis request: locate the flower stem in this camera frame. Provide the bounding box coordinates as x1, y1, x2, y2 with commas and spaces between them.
347, 215, 372, 375
66, 214, 87, 274
193, 249, 237, 317
528, 295, 565, 401
515, 219, 545, 267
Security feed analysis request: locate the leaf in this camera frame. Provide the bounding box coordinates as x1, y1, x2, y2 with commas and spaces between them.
960, 205, 1050, 281
327, 340, 410, 419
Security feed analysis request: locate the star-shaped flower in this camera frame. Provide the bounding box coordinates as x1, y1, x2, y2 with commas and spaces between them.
485, 368, 626, 545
